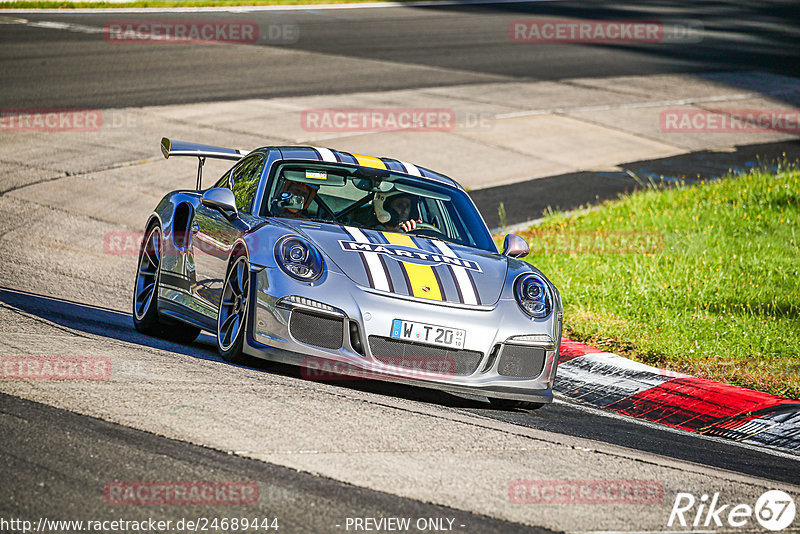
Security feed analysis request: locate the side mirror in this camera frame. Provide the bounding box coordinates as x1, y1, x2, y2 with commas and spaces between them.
502, 234, 529, 258
201, 188, 238, 220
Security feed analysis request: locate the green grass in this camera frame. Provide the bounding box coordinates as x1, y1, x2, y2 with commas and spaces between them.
1, 0, 419, 8
516, 162, 800, 399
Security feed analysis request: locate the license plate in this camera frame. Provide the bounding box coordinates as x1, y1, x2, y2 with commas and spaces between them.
390, 319, 465, 349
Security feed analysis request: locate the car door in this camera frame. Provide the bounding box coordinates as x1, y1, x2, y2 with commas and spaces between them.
190, 153, 265, 319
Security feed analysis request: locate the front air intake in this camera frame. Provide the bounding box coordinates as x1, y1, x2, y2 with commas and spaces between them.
289, 310, 343, 349
496, 344, 546, 378
368, 336, 483, 376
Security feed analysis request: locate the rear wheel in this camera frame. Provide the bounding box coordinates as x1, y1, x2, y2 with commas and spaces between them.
488, 398, 545, 411
217, 253, 251, 364
132, 224, 200, 343
132, 225, 162, 335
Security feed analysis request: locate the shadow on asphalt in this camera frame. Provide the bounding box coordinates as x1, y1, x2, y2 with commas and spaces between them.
0, 286, 503, 411
475, 139, 800, 228
0, 392, 554, 534
0, 286, 221, 362
283, 0, 800, 82
4, 286, 800, 485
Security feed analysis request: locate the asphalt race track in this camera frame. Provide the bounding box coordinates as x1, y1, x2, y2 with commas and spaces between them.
0, 392, 552, 534
1, 286, 799, 486
1, 0, 799, 108
1, 286, 799, 532
2, 1, 800, 532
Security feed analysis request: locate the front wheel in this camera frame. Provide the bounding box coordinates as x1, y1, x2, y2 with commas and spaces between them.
217, 253, 251, 364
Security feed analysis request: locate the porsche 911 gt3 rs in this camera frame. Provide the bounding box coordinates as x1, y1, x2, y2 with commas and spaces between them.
133, 138, 562, 408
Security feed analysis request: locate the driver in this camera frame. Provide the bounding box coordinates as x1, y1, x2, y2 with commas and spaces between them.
274, 180, 318, 218
381, 192, 422, 233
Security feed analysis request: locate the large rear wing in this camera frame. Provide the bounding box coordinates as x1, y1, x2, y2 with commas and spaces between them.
160, 137, 251, 190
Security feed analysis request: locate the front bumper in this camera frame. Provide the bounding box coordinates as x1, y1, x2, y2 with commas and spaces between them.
245, 269, 562, 403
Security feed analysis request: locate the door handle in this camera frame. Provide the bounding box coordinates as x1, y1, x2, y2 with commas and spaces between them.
191, 222, 199, 235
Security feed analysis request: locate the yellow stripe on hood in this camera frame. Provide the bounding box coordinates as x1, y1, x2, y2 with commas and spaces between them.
382, 232, 442, 301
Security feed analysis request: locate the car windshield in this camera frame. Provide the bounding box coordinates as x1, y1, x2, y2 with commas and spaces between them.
261, 162, 496, 252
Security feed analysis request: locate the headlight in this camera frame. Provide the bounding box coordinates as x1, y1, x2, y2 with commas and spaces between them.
274, 236, 324, 281
514, 273, 553, 319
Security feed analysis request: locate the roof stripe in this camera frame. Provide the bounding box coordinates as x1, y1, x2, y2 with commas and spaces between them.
313, 146, 337, 162
399, 160, 422, 176
353, 153, 388, 169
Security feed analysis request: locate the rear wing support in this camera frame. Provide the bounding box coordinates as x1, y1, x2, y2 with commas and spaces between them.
160, 137, 250, 190
196, 157, 205, 191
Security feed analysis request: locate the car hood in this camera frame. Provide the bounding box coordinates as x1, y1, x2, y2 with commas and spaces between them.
276, 220, 508, 306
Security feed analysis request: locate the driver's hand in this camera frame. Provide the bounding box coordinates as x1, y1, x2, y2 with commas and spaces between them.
399, 219, 421, 232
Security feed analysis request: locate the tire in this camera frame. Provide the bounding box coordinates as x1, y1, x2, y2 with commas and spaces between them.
133, 225, 165, 335
133, 224, 200, 343
217, 252, 251, 364
488, 398, 546, 411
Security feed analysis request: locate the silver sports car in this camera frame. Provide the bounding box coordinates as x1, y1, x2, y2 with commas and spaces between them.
133, 138, 562, 408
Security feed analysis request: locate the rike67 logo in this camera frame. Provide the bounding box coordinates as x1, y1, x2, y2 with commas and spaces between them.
668, 490, 796, 531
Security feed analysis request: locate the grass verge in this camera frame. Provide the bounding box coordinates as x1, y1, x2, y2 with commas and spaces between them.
517, 162, 800, 399
1, 0, 419, 8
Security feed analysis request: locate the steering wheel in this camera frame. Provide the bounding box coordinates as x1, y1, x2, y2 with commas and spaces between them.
407, 222, 444, 237
409, 222, 439, 232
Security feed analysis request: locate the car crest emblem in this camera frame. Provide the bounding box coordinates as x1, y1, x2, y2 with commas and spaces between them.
421, 286, 431, 293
